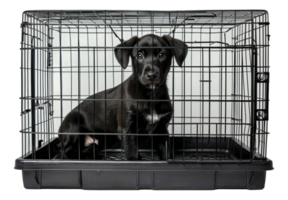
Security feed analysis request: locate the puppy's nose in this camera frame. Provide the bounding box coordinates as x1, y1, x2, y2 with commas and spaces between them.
146, 72, 158, 81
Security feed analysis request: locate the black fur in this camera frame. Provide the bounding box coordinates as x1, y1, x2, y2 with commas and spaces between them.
58, 34, 188, 160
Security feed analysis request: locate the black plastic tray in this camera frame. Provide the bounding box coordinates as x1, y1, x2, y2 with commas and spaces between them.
15, 137, 273, 190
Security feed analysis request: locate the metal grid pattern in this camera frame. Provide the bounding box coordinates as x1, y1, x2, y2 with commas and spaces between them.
20, 10, 269, 162
99, 150, 233, 161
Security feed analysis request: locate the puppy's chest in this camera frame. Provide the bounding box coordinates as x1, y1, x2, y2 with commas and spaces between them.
144, 110, 171, 125
145, 110, 160, 125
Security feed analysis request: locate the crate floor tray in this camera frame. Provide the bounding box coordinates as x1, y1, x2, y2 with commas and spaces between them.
15, 137, 273, 190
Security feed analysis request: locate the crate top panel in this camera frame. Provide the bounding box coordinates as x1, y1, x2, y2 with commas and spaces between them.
22, 10, 269, 27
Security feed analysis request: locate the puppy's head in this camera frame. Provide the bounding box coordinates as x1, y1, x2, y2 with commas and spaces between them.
114, 34, 188, 89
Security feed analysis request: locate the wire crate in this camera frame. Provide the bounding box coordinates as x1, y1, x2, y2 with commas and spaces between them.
15, 10, 273, 190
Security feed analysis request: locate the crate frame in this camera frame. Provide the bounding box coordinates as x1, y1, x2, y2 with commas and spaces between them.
15, 10, 273, 190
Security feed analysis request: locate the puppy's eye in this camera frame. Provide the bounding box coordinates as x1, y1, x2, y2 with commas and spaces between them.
159, 53, 166, 60
137, 52, 144, 60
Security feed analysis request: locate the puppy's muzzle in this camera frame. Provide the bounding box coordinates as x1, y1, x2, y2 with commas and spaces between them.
146, 71, 159, 82
143, 65, 160, 83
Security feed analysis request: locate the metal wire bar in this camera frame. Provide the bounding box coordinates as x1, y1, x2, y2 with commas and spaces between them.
21, 12, 25, 158
183, 12, 186, 161
22, 94, 259, 98
104, 11, 107, 160
20, 97, 268, 102
30, 11, 36, 159
93, 47, 96, 159
77, 11, 81, 159
136, 11, 139, 161
21, 45, 269, 50
22, 22, 267, 26
22, 131, 269, 136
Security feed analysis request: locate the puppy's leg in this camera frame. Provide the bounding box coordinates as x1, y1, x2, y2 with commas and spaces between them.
122, 134, 140, 160
153, 128, 172, 160
119, 112, 141, 160
152, 114, 172, 160
59, 111, 102, 159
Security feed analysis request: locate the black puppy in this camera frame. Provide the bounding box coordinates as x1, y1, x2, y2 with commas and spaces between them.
58, 34, 188, 160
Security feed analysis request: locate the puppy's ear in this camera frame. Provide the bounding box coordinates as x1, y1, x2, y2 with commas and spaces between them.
162, 35, 188, 67
114, 36, 138, 69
